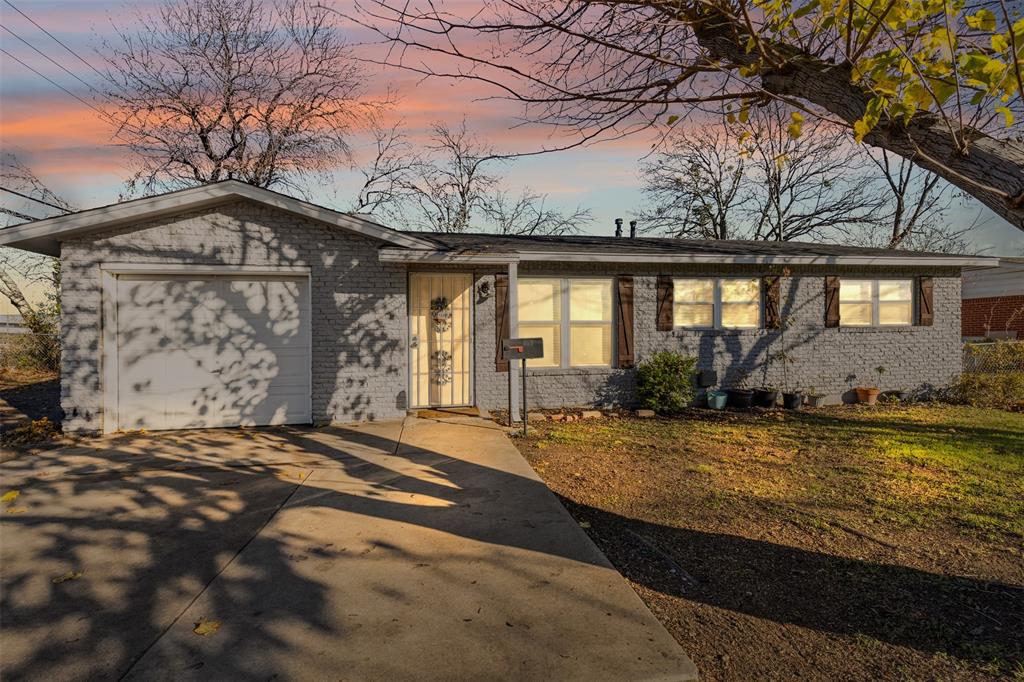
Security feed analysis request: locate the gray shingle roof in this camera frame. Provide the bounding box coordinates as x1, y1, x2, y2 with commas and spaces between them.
399, 231, 979, 260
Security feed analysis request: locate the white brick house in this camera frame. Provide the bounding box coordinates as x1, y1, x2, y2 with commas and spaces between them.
0, 181, 998, 433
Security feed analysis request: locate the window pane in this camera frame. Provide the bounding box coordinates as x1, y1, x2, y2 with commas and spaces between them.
721, 278, 759, 303
570, 324, 611, 366
840, 302, 873, 326
570, 279, 612, 321
674, 279, 713, 303
879, 301, 912, 325
675, 303, 713, 327
840, 280, 872, 302
518, 323, 560, 367
519, 279, 560, 322
879, 280, 912, 301
722, 302, 759, 328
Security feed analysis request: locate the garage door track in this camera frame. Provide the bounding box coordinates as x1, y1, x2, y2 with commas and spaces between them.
1, 416, 696, 681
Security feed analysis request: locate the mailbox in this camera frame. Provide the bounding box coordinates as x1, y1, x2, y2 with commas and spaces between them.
502, 337, 544, 361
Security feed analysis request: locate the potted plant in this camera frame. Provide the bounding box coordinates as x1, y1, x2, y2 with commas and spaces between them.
804, 387, 827, 408
855, 366, 885, 405
707, 388, 729, 410
753, 385, 779, 408
726, 371, 754, 409
776, 312, 803, 410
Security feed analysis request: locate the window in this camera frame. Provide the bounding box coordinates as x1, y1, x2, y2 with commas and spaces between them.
840, 279, 913, 326
518, 278, 613, 367
673, 278, 760, 329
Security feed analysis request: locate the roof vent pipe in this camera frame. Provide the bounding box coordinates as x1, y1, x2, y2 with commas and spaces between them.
614, 217, 623, 237
629, 220, 637, 238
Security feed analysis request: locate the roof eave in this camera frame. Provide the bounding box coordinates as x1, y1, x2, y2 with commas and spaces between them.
379, 247, 998, 268
0, 181, 435, 255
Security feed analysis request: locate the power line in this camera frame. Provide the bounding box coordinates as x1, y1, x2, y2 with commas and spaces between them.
0, 24, 100, 95
1, 0, 106, 80
0, 186, 71, 213
0, 47, 110, 120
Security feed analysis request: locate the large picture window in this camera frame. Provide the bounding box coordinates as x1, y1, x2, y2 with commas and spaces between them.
673, 278, 760, 329
518, 278, 613, 367
840, 279, 913, 326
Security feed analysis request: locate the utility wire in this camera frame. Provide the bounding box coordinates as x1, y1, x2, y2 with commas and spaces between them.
0, 186, 71, 213
2, 0, 107, 79
1, 24, 99, 95
0, 47, 110, 120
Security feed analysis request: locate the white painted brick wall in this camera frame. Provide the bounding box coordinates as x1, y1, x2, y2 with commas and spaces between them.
60, 201, 408, 432
59, 200, 964, 431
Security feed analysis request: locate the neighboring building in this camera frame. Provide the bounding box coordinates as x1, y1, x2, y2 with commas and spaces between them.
0, 313, 28, 334
961, 257, 1024, 340
0, 181, 998, 433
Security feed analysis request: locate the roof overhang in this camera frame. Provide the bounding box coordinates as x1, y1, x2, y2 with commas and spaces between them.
0, 180, 437, 255
379, 247, 999, 268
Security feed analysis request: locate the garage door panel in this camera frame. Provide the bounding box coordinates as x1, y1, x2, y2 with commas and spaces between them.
114, 273, 311, 431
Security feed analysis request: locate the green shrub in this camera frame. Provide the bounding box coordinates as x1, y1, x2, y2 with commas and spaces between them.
636, 351, 697, 415
947, 371, 1024, 411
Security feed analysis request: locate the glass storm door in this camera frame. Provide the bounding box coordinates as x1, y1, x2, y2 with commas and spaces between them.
409, 272, 473, 408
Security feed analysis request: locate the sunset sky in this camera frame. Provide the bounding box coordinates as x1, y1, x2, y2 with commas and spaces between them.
2, 0, 1023, 260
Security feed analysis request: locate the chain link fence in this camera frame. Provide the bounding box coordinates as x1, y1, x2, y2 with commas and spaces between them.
962, 340, 1024, 374
0, 331, 60, 373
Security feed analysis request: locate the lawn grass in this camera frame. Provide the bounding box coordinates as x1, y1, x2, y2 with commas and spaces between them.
518, 403, 1024, 681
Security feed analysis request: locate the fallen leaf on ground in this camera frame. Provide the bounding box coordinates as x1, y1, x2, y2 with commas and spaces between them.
5, 507, 27, 514
1, 490, 20, 503
193, 617, 221, 636
52, 571, 83, 584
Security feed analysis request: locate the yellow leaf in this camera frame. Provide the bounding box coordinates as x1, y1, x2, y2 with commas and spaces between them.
853, 118, 872, 143
991, 33, 1009, 53
52, 571, 83, 584
193, 617, 221, 636
995, 105, 1015, 126
774, 153, 788, 170
965, 9, 996, 32
1, 490, 20, 503
6, 507, 27, 515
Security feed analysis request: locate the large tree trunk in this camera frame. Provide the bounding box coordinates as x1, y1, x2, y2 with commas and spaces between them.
694, 17, 1024, 231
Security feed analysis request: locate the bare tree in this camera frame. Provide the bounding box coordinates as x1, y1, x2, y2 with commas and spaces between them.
364, 119, 590, 235
0, 155, 71, 370
348, 0, 1024, 229
101, 0, 376, 196
638, 123, 747, 239
640, 104, 883, 241
350, 118, 425, 220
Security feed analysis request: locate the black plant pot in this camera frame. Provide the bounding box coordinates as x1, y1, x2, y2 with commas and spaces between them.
727, 389, 754, 409
752, 388, 779, 408
782, 392, 804, 410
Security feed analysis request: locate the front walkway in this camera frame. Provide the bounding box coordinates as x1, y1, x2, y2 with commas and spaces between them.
0, 416, 697, 681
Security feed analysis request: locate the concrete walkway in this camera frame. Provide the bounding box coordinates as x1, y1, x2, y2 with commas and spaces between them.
1, 417, 697, 681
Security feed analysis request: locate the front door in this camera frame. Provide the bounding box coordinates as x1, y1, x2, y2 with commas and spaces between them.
408, 272, 473, 408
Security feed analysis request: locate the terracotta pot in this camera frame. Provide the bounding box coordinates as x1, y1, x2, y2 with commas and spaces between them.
855, 387, 881, 405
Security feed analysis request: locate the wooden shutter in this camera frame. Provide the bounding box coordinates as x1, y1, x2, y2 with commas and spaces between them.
656, 275, 674, 331
763, 276, 781, 329
495, 273, 510, 372
825, 276, 841, 328
917, 276, 934, 326
616, 276, 635, 368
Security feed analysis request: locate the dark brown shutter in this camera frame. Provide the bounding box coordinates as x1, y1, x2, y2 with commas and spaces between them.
656, 275, 674, 331
495, 273, 510, 372
616, 276, 635, 368
763, 276, 781, 329
825, 276, 841, 327
917, 276, 934, 326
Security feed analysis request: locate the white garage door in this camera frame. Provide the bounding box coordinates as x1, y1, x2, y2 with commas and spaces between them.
112, 273, 311, 431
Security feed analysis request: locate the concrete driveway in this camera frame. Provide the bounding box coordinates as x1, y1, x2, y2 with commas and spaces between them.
1, 416, 697, 681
